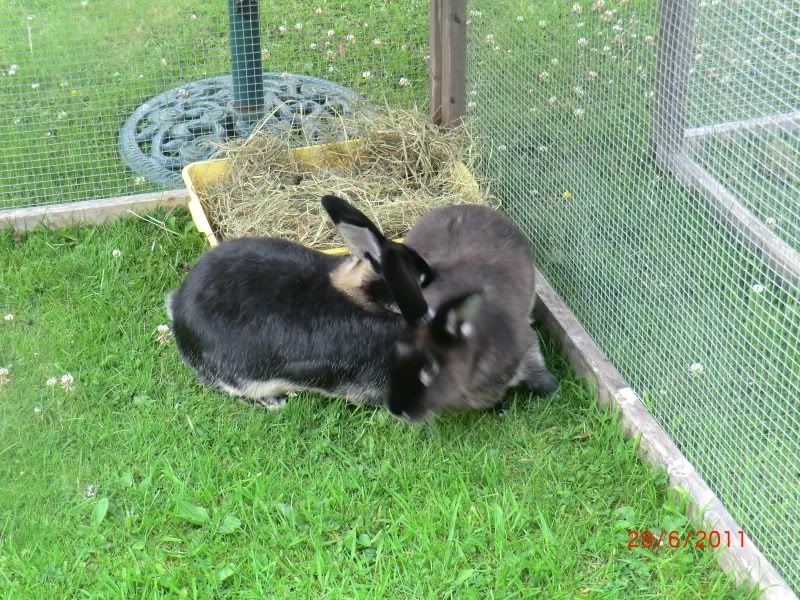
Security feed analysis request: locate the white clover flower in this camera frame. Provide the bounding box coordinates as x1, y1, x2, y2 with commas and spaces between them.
689, 362, 704, 376
548, 96, 557, 104
574, 86, 585, 96
538, 145, 548, 153
467, 101, 477, 109
31, 82, 40, 89
112, 248, 121, 258
551, 58, 559, 65
328, 65, 334, 72
469, 89, 477, 96
314, 6, 323, 14
592, 0, 605, 11
539, 71, 550, 82
497, 144, 507, 151
398, 77, 411, 87
3, 314, 13, 322
361, 70, 373, 80
752, 283, 765, 294
278, 25, 287, 33
574, 107, 585, 118
577, 37, 588, 47
587, 70, 598, 80
326, 49, 334, 57
81, 0, 88, 6
576, 21, 585, 28
602, 45, 611, 55
528, 107, 537, 113
346, 34, 355, 42
60, 373, 75, 391
326, 29, 335, 37
34, 406, 42, 414
310, 42, 317, 49
538, 20, 547, 28
85, 484, 97, 498
644, 35, 654, 45
46, 377, 57, 386
485, 33, 495, 43
157, 324, 171, 345
612, 24, 622, 32
424, 54, 430, 62
8, 65, 18, 76
295, 22, 303, 31
516, 15, 524, 22
190, 14, 197, 20
372, 38, 382, 46
0, 368, 9, 386
572, 3, 583, 14
469, 9, 482, 17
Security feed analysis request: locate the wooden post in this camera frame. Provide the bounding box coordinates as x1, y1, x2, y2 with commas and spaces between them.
429, 0, 443, 125
652, 0, 696, 167
430, 0, 466, 126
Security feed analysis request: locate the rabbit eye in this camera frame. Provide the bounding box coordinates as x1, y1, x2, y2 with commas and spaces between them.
419, 362, 439, 387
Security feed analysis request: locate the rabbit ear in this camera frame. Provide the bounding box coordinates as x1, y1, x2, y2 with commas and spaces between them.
321, 195, 388, 271
431, 292, 483, 341
381, 245, 431, 326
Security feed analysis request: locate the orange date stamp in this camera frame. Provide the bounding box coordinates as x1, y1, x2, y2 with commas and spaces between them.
628, 529, 745, 549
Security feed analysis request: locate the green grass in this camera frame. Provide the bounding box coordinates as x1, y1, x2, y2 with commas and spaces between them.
0, 211, 752, 598
0, 0, 429, 208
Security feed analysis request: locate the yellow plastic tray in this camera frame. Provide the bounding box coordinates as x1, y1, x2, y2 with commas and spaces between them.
181, 139, 481, 255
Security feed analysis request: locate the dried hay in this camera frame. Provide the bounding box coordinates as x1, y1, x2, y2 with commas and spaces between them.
198, 108, 496, 249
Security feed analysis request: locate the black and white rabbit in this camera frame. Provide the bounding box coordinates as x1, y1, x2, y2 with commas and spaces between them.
380, 204, 558, 421
166, 195, 431, 409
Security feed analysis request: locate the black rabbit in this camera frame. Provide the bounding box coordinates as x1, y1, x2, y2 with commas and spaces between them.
167, 196, 430, 409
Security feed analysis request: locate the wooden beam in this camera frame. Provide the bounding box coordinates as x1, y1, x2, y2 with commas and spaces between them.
0, 189, 188, 233
440, 0, 467, 125
429, 0, 443, 125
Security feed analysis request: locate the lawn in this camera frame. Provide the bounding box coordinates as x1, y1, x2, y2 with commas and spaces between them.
0, 0, 429, 208
0, 212, 752, 598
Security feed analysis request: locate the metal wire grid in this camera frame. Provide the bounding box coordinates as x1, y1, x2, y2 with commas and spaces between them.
0, 1, 429, 209
685, 0, 799, 255
467, 0, 799, 591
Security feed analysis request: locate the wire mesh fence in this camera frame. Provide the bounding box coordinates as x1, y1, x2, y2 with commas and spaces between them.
467, 0, 798, 592
0, 0, 430, 209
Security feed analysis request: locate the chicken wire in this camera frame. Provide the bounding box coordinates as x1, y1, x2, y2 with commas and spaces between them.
466, 0, 799, 592
0, 0, 429, 209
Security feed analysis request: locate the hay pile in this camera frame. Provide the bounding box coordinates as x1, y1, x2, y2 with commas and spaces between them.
199, 108, 495, 249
